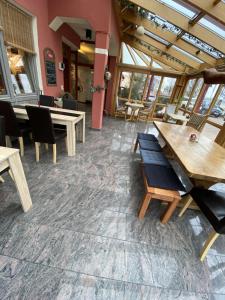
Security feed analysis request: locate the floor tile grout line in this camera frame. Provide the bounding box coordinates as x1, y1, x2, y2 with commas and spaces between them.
0, 253, 221, 297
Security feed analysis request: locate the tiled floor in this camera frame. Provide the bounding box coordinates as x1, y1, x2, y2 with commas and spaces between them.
0, 109, 225, 299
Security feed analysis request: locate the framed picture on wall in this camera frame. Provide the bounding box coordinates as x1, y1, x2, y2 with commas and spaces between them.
44, 48, 57, 86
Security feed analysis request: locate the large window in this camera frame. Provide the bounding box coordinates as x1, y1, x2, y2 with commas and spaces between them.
149, 76, 162, 97
158, 77, 176, 104
130, 73, 147, 100
181, 79, 196, 109
7, 47, 34, 95
186, 78, 204, 112
197, 84, 220, 114
118, 72, 132, 99
0, 63, 6, 95
208, 86, 225, 126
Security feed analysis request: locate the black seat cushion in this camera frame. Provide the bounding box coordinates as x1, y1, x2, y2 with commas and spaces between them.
139, 139, 162, 152
190, 188, 225, 234
144, 164, 186, 192
140, 150, 171, 167
137, 133, 158, 142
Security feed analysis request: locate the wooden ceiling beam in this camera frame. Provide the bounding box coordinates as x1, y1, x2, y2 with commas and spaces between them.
184, 0, 225, 26
122, 11, 216, 66
128, 0, 225, 52
123, 35, 186, 72
127, 29, 201, 69
189, 12, 206, 26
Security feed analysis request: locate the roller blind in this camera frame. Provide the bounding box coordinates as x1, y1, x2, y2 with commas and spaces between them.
0, 0, 34, 53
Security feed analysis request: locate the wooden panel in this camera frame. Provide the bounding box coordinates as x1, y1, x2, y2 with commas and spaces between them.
129, 0, 225, 52
154, 121, 225, 183
122, 11, 216, 66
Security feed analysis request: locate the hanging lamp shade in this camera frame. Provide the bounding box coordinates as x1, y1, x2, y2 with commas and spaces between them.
136, 25, 145, 36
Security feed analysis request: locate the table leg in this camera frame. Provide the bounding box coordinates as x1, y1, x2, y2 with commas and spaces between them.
66, 121, 76, 156
8, 152, 32, 212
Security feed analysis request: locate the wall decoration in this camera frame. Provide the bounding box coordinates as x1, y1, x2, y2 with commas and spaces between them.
44, 48, 57, 86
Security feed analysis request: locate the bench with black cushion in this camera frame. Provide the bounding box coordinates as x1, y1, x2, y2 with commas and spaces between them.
138, 139, 162, 152
179, 187, 225, 261
140, 149, 171, 167
134, 133, 158, 152
139, 164, 186, 223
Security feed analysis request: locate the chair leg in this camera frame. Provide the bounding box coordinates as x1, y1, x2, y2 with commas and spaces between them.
138, 193, 152, 219
0, 176, 4, 183
134, 139, 139, 153
45, 143, 49, 150
178, 195, 193, 217
200, 230, 220, 262
5, 136, 12, 147
18, 137, 24, 156
161, 198, 180, 224
52, 144, 57, 164
35, 142, 40, 162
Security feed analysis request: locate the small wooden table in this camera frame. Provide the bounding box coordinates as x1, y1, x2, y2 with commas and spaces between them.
154, 121, 225, 186
167, 113, 189, 125
14, 104, 85, 157
0, 147, 32, 212
125, 102, 144, 121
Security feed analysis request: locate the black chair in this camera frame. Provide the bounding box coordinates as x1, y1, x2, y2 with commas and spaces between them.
39, 95, 55, 107
0, 100, 29, 156
26, 106, 66, 163
0, 116, 11, 183
179, 187, 225, 261
62, 98, 78, 110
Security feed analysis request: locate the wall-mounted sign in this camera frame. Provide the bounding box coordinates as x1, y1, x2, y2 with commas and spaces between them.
44, 48, 57, 86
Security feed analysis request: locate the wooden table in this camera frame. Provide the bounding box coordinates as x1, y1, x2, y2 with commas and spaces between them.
154, 121, 225, 186
0, 147, 32, 212
14, 104, 85, 157
125, 102, 144, 121
167, 113, 189, 125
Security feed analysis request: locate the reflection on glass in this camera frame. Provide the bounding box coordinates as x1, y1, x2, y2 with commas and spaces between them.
118, 72, 132, 99
130, 73, 147, 100
208, 86, 225, 126
187, 78, 204, 111
150, 76, 161, 97
197, 84, 219, 114
158, 77, 176, 104
7, 47, 34, 94
181, 79, 196, 109
0, 63, 6, 95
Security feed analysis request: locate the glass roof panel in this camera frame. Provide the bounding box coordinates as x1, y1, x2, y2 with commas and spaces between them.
145, 30, 169, 46
172, 45, 204, 63
199, 17, 225, 40
157, 0, 196, 18
121, 42, 135, 65
129, 47, 147, 66
152, 61, 163, 69
141, 52, 152, 64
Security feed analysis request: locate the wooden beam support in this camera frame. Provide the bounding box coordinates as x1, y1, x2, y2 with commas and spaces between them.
127, 29, 201, 69
189, 12, 206, 26
128, 0, 225, 51
121, 11, 216, 66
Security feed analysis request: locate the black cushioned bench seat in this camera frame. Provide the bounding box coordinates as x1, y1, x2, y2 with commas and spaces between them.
138, 139, 162, 152
140, 149, 171, 167
137, 132, 158, 142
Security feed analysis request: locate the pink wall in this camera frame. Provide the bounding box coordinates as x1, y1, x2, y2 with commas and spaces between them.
105, 56, 117, 115
15, 0, 80, 97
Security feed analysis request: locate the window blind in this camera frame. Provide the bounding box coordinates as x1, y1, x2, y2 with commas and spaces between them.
0, 0, 35, 53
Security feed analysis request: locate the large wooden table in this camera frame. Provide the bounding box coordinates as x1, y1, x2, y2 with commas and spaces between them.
0, 147, 32, 212
13, 104, 85, 157
154, 121, 225, 186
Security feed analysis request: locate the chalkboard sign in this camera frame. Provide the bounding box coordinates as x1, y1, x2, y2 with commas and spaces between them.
44, 48, 57, 86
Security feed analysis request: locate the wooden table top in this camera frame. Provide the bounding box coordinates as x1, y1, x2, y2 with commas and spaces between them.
154, 121, 225, 183
125, 102, 144, 108
0, 146, 19, 163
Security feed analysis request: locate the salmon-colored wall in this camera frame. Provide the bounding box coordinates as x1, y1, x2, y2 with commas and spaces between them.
15, 0, 80, 97
105, 56, 117, 115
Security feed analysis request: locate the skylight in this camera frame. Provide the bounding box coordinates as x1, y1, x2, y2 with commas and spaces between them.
141, 52, 152, 64
121, 43, 135, 65
172, 45, 204, 63
157, 0, 196, 18
199, 17, 225, 40
145, 30, 169, 46
152, 61, 162, 69
129, 47, 147, 66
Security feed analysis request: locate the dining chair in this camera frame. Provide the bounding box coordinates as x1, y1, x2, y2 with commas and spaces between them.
163, 104, 177, 122
114, 97, 127, 119
26, 106, 66, 163
0, 100, 30, 156
63, 98, 78, 110
138, 101, 155, 123
187, 112, 208, 132
179, 187, 225, 261
39, 95, 55, 107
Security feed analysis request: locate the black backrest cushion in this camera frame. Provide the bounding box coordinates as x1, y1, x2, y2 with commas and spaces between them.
62, 99, 77, 110
0, 115, 6, 146
39, 95, 55, 107
0, 101, 20, 136
26, 106, 55, 144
